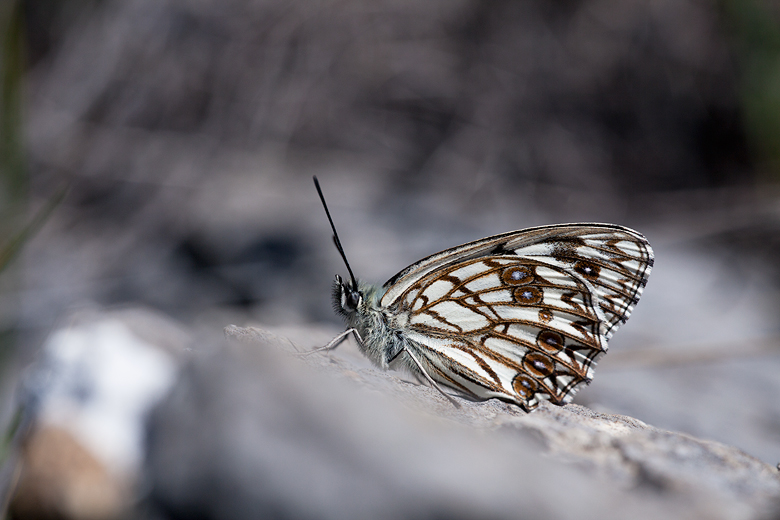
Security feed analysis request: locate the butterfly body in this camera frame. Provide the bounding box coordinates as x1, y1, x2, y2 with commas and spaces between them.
331, 223, 653, 411
333, 280, 407, 370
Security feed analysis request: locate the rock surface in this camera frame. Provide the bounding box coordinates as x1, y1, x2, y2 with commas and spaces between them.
140, 325, 780, 520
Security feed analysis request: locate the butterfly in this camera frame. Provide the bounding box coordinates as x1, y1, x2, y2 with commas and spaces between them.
313, 177, 653, 411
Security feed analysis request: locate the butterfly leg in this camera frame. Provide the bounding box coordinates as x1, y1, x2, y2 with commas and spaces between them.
300, 328, 364, 357
403, 347, 461, 408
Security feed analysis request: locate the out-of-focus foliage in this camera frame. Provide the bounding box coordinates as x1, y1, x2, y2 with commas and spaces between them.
0, 0, 26, 213
722, 0, 780, 179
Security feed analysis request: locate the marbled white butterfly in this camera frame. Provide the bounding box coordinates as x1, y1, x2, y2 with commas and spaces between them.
314, 177, 653, 410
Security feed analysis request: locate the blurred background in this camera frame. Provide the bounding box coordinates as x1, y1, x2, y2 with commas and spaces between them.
1, 0, 780, 517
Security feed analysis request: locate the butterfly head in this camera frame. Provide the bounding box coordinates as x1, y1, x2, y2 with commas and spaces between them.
333, 274, 363, 316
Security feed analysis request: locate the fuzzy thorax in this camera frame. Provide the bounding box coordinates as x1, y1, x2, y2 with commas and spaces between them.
333, 279, 410, 371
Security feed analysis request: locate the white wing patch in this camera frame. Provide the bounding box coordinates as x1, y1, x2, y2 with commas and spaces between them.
450, 262, 492, 280
464, 273, 501, 293
473, 290, 512, 304
534, 266, 579, 287
410, 300, 490, 333
423, 279, 455, 302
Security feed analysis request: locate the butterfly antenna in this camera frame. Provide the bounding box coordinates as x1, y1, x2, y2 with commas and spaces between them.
313, 176, 359, 289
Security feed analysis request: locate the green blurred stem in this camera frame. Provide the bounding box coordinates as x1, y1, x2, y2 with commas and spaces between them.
0, 0, 27, 207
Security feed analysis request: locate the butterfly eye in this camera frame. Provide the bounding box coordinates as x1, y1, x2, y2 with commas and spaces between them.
335, 275, 362, 312
345, 290, 361, 311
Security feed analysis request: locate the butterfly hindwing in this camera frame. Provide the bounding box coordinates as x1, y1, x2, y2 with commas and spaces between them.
381, 224, 653, 410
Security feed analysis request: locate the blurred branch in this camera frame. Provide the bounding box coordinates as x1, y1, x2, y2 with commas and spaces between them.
0, 185, 67, 274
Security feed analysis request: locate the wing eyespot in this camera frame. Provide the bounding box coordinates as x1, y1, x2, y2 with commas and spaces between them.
573, 260, 600, 280
512, 374, 538, 399
523, 352, 555, 377
536, 330, 564, 352
501, 265, 534, 285
514, 286, 543, 305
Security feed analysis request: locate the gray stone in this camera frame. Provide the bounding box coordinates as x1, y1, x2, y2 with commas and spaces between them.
142, 325, 780, 519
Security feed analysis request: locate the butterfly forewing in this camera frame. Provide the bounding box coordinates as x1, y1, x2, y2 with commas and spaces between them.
381, 224, 653, 410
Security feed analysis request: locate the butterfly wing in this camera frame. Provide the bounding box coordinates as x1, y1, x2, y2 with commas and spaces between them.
380, 224, 653, 410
